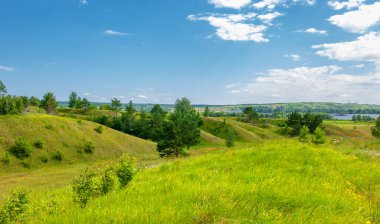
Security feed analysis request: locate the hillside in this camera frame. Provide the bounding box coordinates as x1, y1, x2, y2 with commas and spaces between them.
29, 140, 380, 223
0, 114, 157, 172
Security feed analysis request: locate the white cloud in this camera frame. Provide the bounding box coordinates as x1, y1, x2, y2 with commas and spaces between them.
285, 54, 301, 61
257, 12, 283, 23
104, 30, 128, 36
355, 64, 365, 68
227, 66, 380, 103
252, 0, 315, 10
328, 0, 365, 10
0, 65, 15, 72
138, 94, 149, 99
328, 2, 380, 33
208, 0, 251, 9
188, 14, 268, 42
313, 32, 380, 68
79, 0, 88, 6
300, 27, 328, 35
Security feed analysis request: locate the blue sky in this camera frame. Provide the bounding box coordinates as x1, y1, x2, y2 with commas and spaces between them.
1, 0, 380, 104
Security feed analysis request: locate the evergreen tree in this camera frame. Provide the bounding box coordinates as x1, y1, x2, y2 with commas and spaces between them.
286, 112, 303, 136
204, 106, 210, 117
0, 80, 7, 97
40, 92, 58, 114
68, 91, 79, 108
312, 127, 326, 145
111, 98, 122, 112
372, 116, 380, 138
225, 128, 235, 148
298, 126, 310, 143
150, 104, 167, 141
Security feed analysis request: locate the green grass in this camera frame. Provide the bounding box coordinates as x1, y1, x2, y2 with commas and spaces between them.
22, 140, 380, 223
0, 114, 157, 193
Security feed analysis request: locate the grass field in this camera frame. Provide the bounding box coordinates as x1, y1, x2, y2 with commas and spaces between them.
21, 140, 380, 223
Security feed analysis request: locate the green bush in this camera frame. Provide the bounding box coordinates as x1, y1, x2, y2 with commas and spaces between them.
21, 161, 32, 169
115, 154, 136, 188
52, 151, 64, 161
0, 188, 30, 224
34, 139, 44, 149
72, 170, 101, 208
94, 126, 103, 134
312, 127, 326, 145
100, 166, 118, 195
10, 138, 32, 159
83, 141, 95, 154
372, 117, 380, 138
45, 125, 53, 130
39, 155, 48, 163
298, 126, 311, 143
2, 152, 10, 165
225, 128, 235, 148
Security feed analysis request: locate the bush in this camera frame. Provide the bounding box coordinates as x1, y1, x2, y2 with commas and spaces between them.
83, 141, 95, 154
100, 166, 118, 195
298, 126, 311, 143
72, 169, 101, 208
21, 161, 32, 169
372, 117, 380, 138
52, 151, 64, 161
94, 126, 103, 134
115, 154, 136, 188
45, 125, 53, 130
312, 127, 326, 145
2, 152, 10, 165
10, 138, 32, 159
0, 188, 30, 224
34, 139, 44, 149
39, 155, 48, 163
225, 128, 235, 148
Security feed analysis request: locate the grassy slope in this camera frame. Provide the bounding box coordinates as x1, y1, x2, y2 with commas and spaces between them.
30, 140, 380, 223
201, 117, 281, 143
0, 114, 157, 192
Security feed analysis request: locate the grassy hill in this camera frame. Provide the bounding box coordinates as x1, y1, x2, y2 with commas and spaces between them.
0, 114, 157, 172
26, 140, 380, 223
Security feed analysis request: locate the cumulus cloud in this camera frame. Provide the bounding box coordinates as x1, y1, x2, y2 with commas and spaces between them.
227, 66, 380, 103
187, 14, 269, 42
252, 0, 315, 10
138, 94, 149, 99
208, 0, 251, 9
285, 54, 301, 61
79, 0, 88, 6
257, 12, 283, 23
328, 2, 380, 33
327, 0, 365, 10
104, 30, 128, 36
299, 27, 328, 35
0, 65, 15, 72
313, 32, 380, 68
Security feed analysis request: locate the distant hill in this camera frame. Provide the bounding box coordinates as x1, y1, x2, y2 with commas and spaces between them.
0, 114, 157, 171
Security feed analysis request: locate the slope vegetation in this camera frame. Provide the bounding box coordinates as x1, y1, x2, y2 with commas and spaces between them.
0, 114, 157, 171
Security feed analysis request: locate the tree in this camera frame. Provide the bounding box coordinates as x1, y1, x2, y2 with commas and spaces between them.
225, 128, 235, 148
204, 106, 210, 117
157, 98, 201, 157
111, 98, 122, 112
372, 116, 380, 138
286, 112, 303, 136
29, 96, 41, 107
243, 107, 260, 122
40, 92, 58, 114
81, 98, 91, 111
150, 104, 167, 141
122, 101, 136, 133
0, 80, 7, 97
298, 126, 310, 143
312, 127, 326, 145
68, 91, 79, 108
303, 113, 323, 133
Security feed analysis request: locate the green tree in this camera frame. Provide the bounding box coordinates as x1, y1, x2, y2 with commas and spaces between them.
40, 92, 58, 114
68, 91, 78, 108
157, 98, 201, 157
286, 112, 303, 136
111, 98, 122, 112
303, 113, 323, 133
81, 98, 91, 111
150, 104, 167, 141
29, 96, 41, 107
122, 101, 136, 133
312, 127, 326, 145
0, 80, 7, 97
243, 107, 260, 122
204, 106, 210, 117
225, 128, 235, 148
298, 126, 311, 143
372, 116, 380, 138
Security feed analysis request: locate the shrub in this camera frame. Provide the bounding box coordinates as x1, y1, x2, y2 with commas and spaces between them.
225, 128, 235, 148
52, 151, 64, 161
45, 125, 53, 130
21, 161, 32, 169
10, 138, 32, 159
100, 166, 118, 195
34, 139, 44, 149
312, 127, 326, 145
72, 169, 101, 208
2, 152, 10, 165
39, 155, 48, 163
83, 141, 95, 154
0, 188, 30, 224
298, 126, 311, 143
94, 125, 103, 134
115, 154, 136, 188
372, 117, 380, 138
